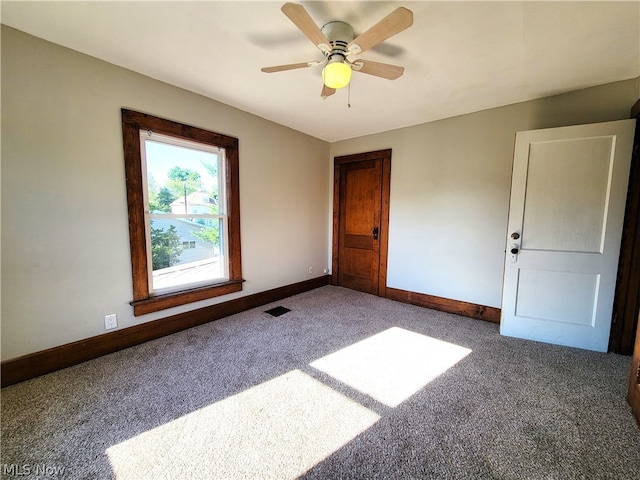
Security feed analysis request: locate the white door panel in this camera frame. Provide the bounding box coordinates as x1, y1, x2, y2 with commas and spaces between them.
522, 137, 613, 253
514, 269, 599, 326
501, 119, 635, 352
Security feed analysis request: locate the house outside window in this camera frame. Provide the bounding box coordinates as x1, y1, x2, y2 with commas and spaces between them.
122, 110, 243, 316
141, 131, 226, 292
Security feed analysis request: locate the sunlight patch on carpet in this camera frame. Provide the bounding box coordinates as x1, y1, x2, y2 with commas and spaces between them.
106, 369, 379, 479
310, 327, 472, 407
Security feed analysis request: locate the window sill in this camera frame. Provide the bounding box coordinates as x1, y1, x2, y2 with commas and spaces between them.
130, 279, 244, 316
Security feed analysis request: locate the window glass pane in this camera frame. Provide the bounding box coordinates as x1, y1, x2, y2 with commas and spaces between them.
150, 217, 224, 292
142, 135, 226, 293
144, 139, 220, 215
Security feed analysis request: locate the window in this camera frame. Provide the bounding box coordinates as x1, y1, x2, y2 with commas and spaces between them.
122, 109, 243, 315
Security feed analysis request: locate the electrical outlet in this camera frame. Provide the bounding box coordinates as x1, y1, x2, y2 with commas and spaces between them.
308, 266, 313, 275
104, 314, 118, 330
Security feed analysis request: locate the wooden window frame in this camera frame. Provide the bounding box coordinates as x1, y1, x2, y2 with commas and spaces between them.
121, 109, 243, 316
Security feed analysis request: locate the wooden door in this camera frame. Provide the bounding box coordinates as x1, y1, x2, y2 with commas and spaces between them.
610, 100, 640, 354
624, 101, 640, 426
332, 150, 391, 296
501, 119, 636, 352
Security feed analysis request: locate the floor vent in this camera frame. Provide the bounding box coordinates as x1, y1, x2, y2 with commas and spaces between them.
264, 306, 291, 317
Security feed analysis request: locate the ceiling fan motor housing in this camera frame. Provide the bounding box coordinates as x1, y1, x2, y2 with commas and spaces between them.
321, 21, 354, 62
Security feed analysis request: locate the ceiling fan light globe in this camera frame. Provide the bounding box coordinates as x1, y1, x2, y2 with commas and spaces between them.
322, 61, 352, 89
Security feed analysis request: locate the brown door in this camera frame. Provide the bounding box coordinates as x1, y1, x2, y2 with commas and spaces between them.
333, 150, 391, 296
610, 100, 640, 354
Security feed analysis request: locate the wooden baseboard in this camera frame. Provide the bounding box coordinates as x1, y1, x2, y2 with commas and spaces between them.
630, 376, 640, 428
386, 287, 501, 324
1, 276, 330, 388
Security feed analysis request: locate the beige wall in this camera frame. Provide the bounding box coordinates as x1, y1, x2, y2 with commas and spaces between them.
331, 78, 639, 309
3, 25, 638, 362
1, 27, 330, 360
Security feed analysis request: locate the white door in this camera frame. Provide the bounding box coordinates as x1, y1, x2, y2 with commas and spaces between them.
501, 119, 636, 352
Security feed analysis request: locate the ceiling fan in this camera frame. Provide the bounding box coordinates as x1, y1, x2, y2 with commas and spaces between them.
261, 3, 413, 98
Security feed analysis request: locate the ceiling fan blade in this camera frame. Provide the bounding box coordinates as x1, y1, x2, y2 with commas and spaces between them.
261, 61, 321, 73
281, 3, 331, 54
351, 60, 404, 80
321, 84, 336, 99
347, 7, 413, 55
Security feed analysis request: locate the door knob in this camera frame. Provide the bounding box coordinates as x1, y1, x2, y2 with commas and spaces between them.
373, 227, 379, 240
510, 245, 519, 255
511, 232, 520, 240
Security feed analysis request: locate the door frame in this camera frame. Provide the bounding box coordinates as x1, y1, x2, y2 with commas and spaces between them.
332, 149, 392, 297
610, 99, 640, 354
629, 311, 640, 426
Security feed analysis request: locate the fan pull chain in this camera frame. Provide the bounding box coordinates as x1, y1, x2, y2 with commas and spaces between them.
347, 81, 351, 108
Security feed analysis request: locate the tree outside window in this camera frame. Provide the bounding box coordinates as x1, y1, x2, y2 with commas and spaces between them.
122, 109, 243, 316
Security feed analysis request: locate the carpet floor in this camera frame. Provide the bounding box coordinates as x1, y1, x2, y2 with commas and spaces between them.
1, 286, 639, 479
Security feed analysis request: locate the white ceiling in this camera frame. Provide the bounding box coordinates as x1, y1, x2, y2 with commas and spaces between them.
2, 1, 639, 142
